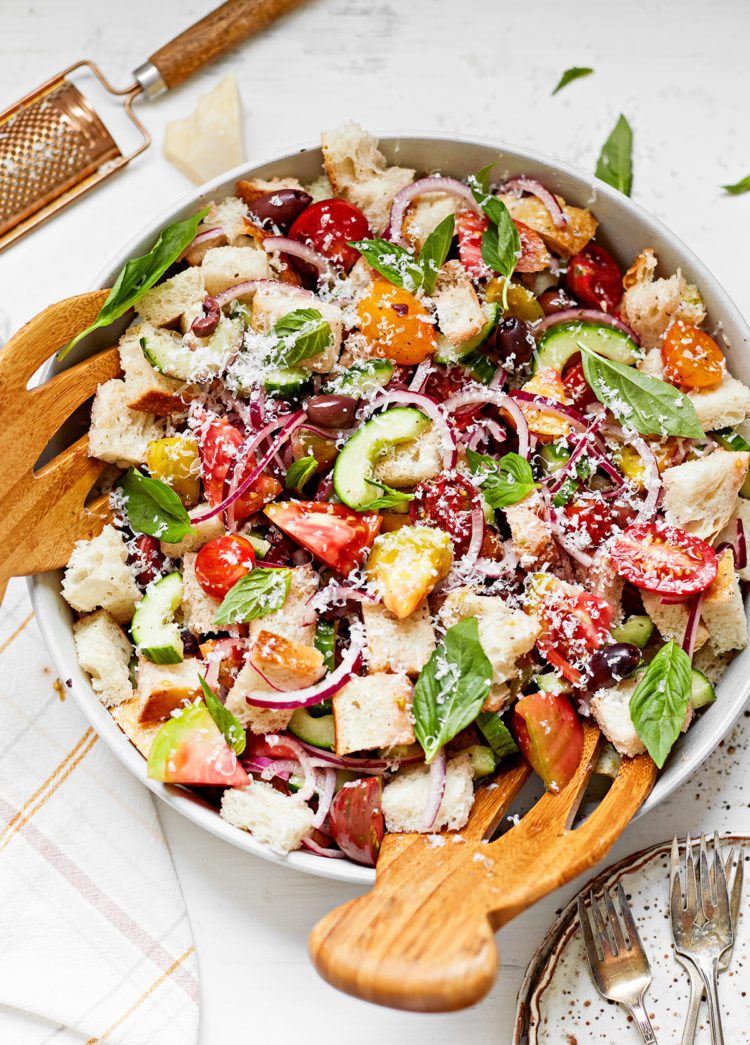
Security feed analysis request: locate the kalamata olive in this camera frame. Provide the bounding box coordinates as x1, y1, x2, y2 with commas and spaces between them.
538, 286, 578, 316
180, 630, 200, 656
496, 317, 534, 368
246, 189, 312, 233
587, 643, 641, 690
305, 394, 357, 428
190, 296, 220, 338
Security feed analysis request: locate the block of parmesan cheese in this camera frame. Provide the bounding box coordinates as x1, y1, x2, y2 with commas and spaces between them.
163, 72, 245, 185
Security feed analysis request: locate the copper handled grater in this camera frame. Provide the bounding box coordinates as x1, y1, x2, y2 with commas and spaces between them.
0, 0, 309, 252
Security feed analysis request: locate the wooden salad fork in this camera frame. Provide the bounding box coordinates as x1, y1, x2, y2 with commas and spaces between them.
309, 721, 657, 1012
0, 290, 118, 604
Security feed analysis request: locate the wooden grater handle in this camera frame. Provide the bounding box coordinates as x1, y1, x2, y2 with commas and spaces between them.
148, 0, 309, 91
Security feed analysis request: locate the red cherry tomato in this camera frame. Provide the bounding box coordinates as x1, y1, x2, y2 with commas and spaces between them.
130, 534, 165, 585
194, 535, 256, 600
264, 501, 381, 575
566, 244, 623, 312
288, 199, 370, 271
561, 493, 634, 548
610, 523, 718, 596
535, 582, 615, 683
410, 474, 475, 556
329, 778, 385, 866
561, 358, 598, 409
456, 209, 491, 278
513, 691, 583, 793
196, 409, 282, 521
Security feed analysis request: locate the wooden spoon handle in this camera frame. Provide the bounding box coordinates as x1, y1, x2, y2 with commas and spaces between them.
148, 0, 310, 91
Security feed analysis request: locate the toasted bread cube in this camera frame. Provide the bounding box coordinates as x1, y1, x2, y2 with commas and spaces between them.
621, 248, 706, 351
201, 245, 271, 297
236, 176, 303, 205
362, 600, 436, 675
249, 630, 325, 690
159, 506, 224, 557
701, 549, 747, 654
62, 525, 141, 625
433, 261, 486, 344
641, 591, 709, 650
321, 122, 415, 233
118, 323, 186, 415
73, 609, 133, 707
402, 192, 460, 250
137, 267, 204, 329
88, 379, 166, 467
498, 193, 597, 257
250, 286, 341, 372
688, 375, 750, 432
381, 753, 474, 833
135, 656, 204, 723
181, 552, 221, 633
225, 658, 295, 735
505, 491, 557, 568
715, 497, 750, 582
221, 780, 315, 855
202, 195, 250, 244
372, 425, 442, 487
247, 565, 319, 647
111, 695, 163, 757
579, 549, 625, 622
662, 449, 750, 541
332, 673, 415, 756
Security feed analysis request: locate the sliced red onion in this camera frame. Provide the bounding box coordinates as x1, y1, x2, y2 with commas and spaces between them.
314, 472, 335, 502
737, 517, 747, 570
591, 445, 625, 488
533, 309, 641, 345
551, 525, 595, 568
509, 389, 591, 435
420, 747, 447, 830
489, 367, 507, 390
409, 358, 432, 392
682, 590, 706, 659
548, 413, 606, 495
660, 593, 691, 605
312, 768, 337, 828
214, 278, 316, 309
500, 176, 568, 227
387, 176, 481, 246
258, 735, 318, 800
245, 621, 365, 709
301, 837, 346, 858
363, 389, 457, 469
261, 235, 335, 280
181, 225, 225, 262
445, 389, 531, 459
294, 737, 424, 772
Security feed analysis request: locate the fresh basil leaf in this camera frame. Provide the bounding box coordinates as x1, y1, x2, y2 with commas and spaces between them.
595, 114, 633, 196
358, 478, 415, 512
419, 213, 455, 295
412, 616, 493, 763
285, 456, 317, 493
199, 675, 246, 756
476, 711, 519, 758
552, 66, 594, 95
722, 174, 750, 196
271, 308, 333, 367
468, 168, 521, 281
348, 238, 424, 292
579, 344, 705, 438
213, 567, 291, 626
629, 640, 692, 768
313, 619, 337, 674
467, 449, 539, 509
61, 208, 210, 359
118, 468, 194, 542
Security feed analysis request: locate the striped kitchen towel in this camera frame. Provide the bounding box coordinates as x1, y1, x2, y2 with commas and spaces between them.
0, 578, 200, 1045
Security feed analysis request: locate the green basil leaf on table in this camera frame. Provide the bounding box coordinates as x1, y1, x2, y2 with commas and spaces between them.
412, 617, 493, 763
213, 567, 291, 626
118, 468, 195, 543
552, 66, 594, 95
271, 308, 333, 367
629, 640, 693, 768
418, 213, 456, 295
579, 344, 705, 438
722, 174, 750, 196
466, 449, 539, 509
357, 479, 415, 512
595, 113, 633, 196
199, 675, 246, 756
285, 456, 318, 493
348, 238, 424, 293
61, 208, 210, 359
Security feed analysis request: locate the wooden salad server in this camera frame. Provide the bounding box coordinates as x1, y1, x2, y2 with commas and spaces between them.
0, 291, 119, 604
309, 721, 657, 1012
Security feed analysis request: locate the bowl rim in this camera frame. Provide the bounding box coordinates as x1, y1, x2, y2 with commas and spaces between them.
29, 130, 750, 886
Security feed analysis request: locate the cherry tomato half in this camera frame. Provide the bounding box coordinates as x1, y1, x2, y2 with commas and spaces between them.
410, 474, 475, 556
264, 500, 381, 576
130, 534, 165, 586
561, 358, 598, 410
561, 493, 634, 548
532, 578, 615, 683
661, 319, 726, 389
610, 523, 718, 596
356, 280, 437, 364
196, 409, 282, 521
288, 198, 370, 271
195, 534, 256, 600
328, 778, 385, 866
513, 691, 583, 793
566, 243, 623, 312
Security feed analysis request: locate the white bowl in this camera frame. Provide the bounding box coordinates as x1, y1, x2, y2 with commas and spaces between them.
29, 134, 750, 885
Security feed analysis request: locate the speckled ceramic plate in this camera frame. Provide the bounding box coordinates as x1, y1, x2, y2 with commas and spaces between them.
514, 836, 749, 1044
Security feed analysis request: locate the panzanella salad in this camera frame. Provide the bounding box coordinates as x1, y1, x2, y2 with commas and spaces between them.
62, 123, 750, 864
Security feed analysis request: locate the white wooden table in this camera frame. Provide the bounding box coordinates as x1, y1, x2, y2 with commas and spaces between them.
2, 0, 750, 1040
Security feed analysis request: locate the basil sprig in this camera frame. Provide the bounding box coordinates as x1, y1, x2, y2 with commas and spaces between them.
723, 174, 750, 196
285, 456, 317, 493
466, 449, 539, 509
199, 676, 246, 756
61, 208, 210, 359
412, 617, 493, 763
468, 165, 521, 287
349, 213, 455, 295
629, 640, 692, 768
213, 567, 291, 626
270, 309, 333, 367
358, 479, 415, 512
579, 344, 705, 438
595, 114, 633, 196
118, 469, 195, 543
552, 67, 594, 95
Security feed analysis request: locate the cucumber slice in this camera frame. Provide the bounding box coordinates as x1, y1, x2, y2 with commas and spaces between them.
323, 359, 394, 397
141, 315, 242, 382
535, 672, 573, 695
314, 619, 337, 673
246, 532, 271, 559
131, 572, 184, 664
434, 302, 501, 366
715, 428, 750, 497
690, 668, 716, 709
611, 614, 654, 650
594, 742, 622, 779
534, 320, 640, 374
264, 366, 311, 398
537, 441, 571, 475
288, 708, 336, 750
476, 711, 519, 759
333, 407, 430, 509
463, 744, 497, 778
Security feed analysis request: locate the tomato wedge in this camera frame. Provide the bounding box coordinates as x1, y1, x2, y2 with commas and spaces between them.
610, 523, 718, 595
264, 501, 381, 575
329, 778, 385, 866
196, 409, 282, 521
566, 243, 622, 312
513, 691, 583, 793
195, 535, 256, 600
661, 319, 726, 389
456, 210, 550, 276
288, 198, 370, 271
528, 576, 615, 684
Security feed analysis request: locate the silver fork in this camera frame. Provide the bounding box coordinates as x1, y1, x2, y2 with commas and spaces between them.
670, 833, 734, 1045
675, 841, 743, 1045
578, 882, 658, 1043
